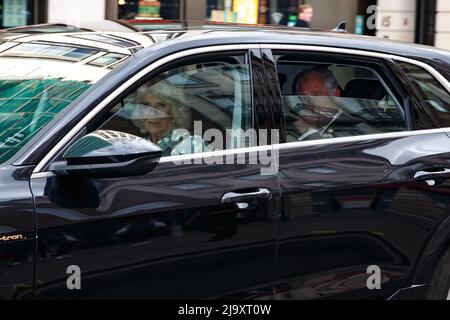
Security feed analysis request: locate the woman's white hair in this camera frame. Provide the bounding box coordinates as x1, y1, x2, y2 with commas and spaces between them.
134, 79, 192, 130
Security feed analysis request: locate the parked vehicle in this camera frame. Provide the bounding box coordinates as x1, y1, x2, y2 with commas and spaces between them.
0, 22, 449, 299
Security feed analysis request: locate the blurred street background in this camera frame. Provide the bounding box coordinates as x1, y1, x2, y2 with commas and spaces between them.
0, 0, 448, 50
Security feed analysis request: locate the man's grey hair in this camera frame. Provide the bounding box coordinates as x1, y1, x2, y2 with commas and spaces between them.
295, 67, 339, 95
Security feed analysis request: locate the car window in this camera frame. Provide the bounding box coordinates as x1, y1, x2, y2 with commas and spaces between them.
99, 54, 253, 157
276, 56, 407, 142
398, 62, 450, 128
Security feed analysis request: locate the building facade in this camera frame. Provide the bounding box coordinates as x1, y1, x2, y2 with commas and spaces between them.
0, 0, 46, 28
375, 0, 450, 50
435, 0, 450, 50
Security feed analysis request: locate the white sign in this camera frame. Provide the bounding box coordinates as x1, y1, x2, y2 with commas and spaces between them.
3, 0, 27, 27
376, 12, 415, 31
48, 0, 106, 25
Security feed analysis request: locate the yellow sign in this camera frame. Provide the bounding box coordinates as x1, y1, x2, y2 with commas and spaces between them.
233, 0, 259, 24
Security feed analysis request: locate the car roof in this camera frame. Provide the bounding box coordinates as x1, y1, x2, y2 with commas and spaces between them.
1, 21, 449, 64
139, 28, 450, 64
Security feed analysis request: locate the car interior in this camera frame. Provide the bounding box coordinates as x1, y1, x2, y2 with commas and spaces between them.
277, 61, 407, 142
100, 60, 253, 155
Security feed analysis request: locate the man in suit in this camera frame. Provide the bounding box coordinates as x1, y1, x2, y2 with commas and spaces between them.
292, 67, 343, 141
295, 4, 314, 28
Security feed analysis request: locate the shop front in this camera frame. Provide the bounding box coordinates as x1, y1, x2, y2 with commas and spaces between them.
118, 0, 181, 20
0, 0, 44, 28
206, 0, 299, 25
117, 0, 299, 25
207, 0, 259, 24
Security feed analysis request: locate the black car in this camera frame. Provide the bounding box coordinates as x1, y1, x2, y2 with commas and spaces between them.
0, 23, 449, 300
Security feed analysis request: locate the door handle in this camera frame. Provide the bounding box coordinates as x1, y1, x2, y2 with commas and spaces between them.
414, 168, 450, 185
221, 188, 272, 207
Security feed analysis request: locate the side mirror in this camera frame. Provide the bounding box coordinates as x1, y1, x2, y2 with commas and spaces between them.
50, 130, 162, 178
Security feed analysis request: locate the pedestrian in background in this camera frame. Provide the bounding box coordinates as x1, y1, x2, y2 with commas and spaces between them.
295, 4, 313, 28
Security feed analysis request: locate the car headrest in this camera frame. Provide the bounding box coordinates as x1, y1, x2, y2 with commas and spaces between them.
343, 79, 386, 100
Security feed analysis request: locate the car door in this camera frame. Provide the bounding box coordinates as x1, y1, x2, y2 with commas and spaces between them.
263, 47, 450, 299
30, 48, 281, 299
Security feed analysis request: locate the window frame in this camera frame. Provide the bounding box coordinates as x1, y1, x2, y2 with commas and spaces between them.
41, 49, 260, 170
268, 49, 414, 143
28, 45, 450, 175
394, 59, 450, 130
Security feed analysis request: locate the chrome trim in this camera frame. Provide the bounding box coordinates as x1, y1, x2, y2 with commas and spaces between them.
387, 284, 426, 300
32, 44, 450, 173
32, 44, 259, 173
414, 168, 450, 180
30, 172, 57, 179
32, 145, 272, 178
32, 128, 450, 179
394, 55, 450, 94
274, 127, 449, 151
261, 44, 450, 93
162, 128, 449, 164
260, 44, 397, 58
158, 145, 272, 164
221, 188, 272, 205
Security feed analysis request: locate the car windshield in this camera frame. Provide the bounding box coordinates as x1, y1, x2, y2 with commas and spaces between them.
0, 43, 124, 165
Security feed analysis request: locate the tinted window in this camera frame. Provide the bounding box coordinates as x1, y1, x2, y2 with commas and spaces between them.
88, 53, 127, 68
99, 54, 253, 157
5, 43, 98, 61
399, 62, 450, 128
276, 57, 406, 142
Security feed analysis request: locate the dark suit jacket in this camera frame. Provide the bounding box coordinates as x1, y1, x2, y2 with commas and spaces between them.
295, 20, 310, 28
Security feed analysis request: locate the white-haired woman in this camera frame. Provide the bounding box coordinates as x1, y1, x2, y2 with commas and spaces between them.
133, 82, 209, 156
